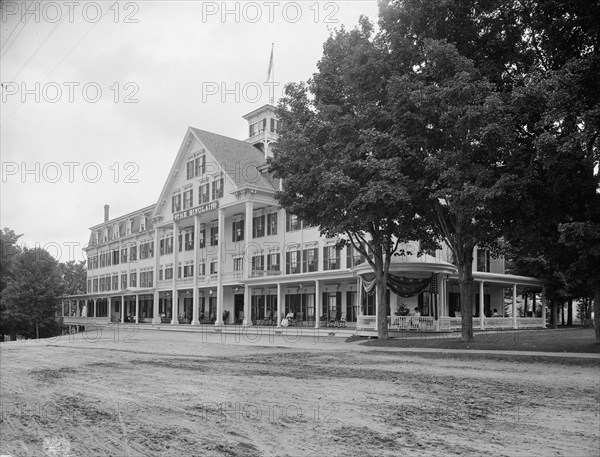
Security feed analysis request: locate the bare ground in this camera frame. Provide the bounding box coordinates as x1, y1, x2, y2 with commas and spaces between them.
1, 328, 598, 457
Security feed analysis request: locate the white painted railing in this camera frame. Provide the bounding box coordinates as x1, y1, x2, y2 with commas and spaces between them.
389, 316, 435, 331
63, 316, 110, 325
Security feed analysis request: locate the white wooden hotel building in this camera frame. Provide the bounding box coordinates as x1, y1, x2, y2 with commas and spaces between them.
62, 105, 547, 333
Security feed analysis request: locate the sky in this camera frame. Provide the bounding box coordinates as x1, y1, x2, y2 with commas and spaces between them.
0, 0, 380, 264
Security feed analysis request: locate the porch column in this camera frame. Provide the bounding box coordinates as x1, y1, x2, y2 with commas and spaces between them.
192, 215, 200, 326
172, 221, 179, 324
135, 295, 139, 324
315, 280, 321, 328
512, 284, 518, 329
357, 277, 362, 317
215, 208, 225, 326
152, 290, 160, 324
479, 281, 485, 330
243, 285, 252, 326
121, 295, 125, 323
244, 201, 253, 280
541, 286, 547, 328
375, 285, 379, 327
93, 298, 97, 318
276, 283, 282, 327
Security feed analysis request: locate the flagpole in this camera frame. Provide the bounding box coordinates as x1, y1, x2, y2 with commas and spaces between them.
270, 43, 274, 104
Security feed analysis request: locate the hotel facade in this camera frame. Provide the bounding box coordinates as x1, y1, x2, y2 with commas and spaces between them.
62, 105, 547, 333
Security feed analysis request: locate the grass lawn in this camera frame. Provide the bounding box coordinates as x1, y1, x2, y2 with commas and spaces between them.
353, 327, 600, 353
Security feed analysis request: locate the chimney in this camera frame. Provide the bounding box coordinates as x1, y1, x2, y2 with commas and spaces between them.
104, 204, 109, 222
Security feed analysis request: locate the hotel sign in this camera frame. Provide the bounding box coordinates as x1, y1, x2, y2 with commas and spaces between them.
174, 201, 218, 221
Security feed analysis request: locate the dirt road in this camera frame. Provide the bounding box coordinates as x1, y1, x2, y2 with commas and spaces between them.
1, 329, 598, 456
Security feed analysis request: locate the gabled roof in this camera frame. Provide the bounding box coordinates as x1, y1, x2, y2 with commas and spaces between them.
152, 127, 278, 219
190, 128, 276, 191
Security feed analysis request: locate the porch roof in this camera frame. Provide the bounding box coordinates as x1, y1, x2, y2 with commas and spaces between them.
351, 252, 457, 277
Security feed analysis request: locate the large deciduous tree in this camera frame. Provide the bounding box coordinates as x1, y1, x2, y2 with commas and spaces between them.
387, 39, 517, 341
1, 247, 64, 340
59, 260, 87, 296
269, 20, 435, 339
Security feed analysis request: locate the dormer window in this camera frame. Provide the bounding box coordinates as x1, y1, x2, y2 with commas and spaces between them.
103, 228, 108, 242
113, 224, 120, 239
94, 231, 99, 244
140, 215, 146, 232
125, 219, 132, 236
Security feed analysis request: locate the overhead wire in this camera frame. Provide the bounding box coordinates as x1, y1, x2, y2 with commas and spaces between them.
0, 0, 39, 57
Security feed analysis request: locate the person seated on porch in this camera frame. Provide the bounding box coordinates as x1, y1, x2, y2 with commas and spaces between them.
286, 310, 294, 326
281, 316, 289, 327
492, 308, 500, 317
410, 308, 421, 329
199, 311, 205, 321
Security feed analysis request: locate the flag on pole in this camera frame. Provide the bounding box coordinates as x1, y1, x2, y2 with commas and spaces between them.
266, 43, 274, 82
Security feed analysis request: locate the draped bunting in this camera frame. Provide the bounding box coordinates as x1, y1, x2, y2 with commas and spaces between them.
362, 273, 439, 298
361, 275, 377, 295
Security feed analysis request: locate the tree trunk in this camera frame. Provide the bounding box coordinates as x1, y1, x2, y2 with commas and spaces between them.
567, 298, 573, 326
457, 244, 475, 342
593, 284, 600, 344
376, 272, 389, 339
561, 303, 565, 326
551, 300, 558, 329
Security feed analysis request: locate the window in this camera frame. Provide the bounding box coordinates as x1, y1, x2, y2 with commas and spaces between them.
94, 231, 99, 244
199, 183, 210, 204
121, 248, 128, 264
129, 245, 136, 262
183, 263, 194, 278
212, 178, 224, 200
121, 273, 127, 290
252, 215, 265, 238
477, 248, 490, 272
233, 257, 243, 272
140, 270, 153, 287
184, 230, 194, 251
159, 268, 163, 281
303, 248, 318, 272
140, 215, 146, 231
210, 261, 218, 275
286, 213, 300, 232
210, 227, 218, 246
249, 118, 267, 137
252, 255, 264, 271
186, 160, 194, 180
183, 189, 193, 209
198, 263, 206, 276
125, 219, 132, 236
267, 253, 280, 272
323, 246, 340, 270
87, 279, 92, 293
346, 244, 365, 268
113, 224, 120, 239
139, 241, 154, 260
165, 236, 173, 255
172, 194, 182, 213
178, 232, 183, 252
198, 229, 206, 249
232, 220, 244, 242
112, 275, 118, 291
270, 118, 279, 133
196, 155, 206, 176
286, 250, 300, 274
130, 271, 137, 287
103, 228, 108, 242
187, 156, 206, 179
267, 212, 277, 236
112, 249, 119, 265
165, 266, 173, 280
93, 278, 98, 292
